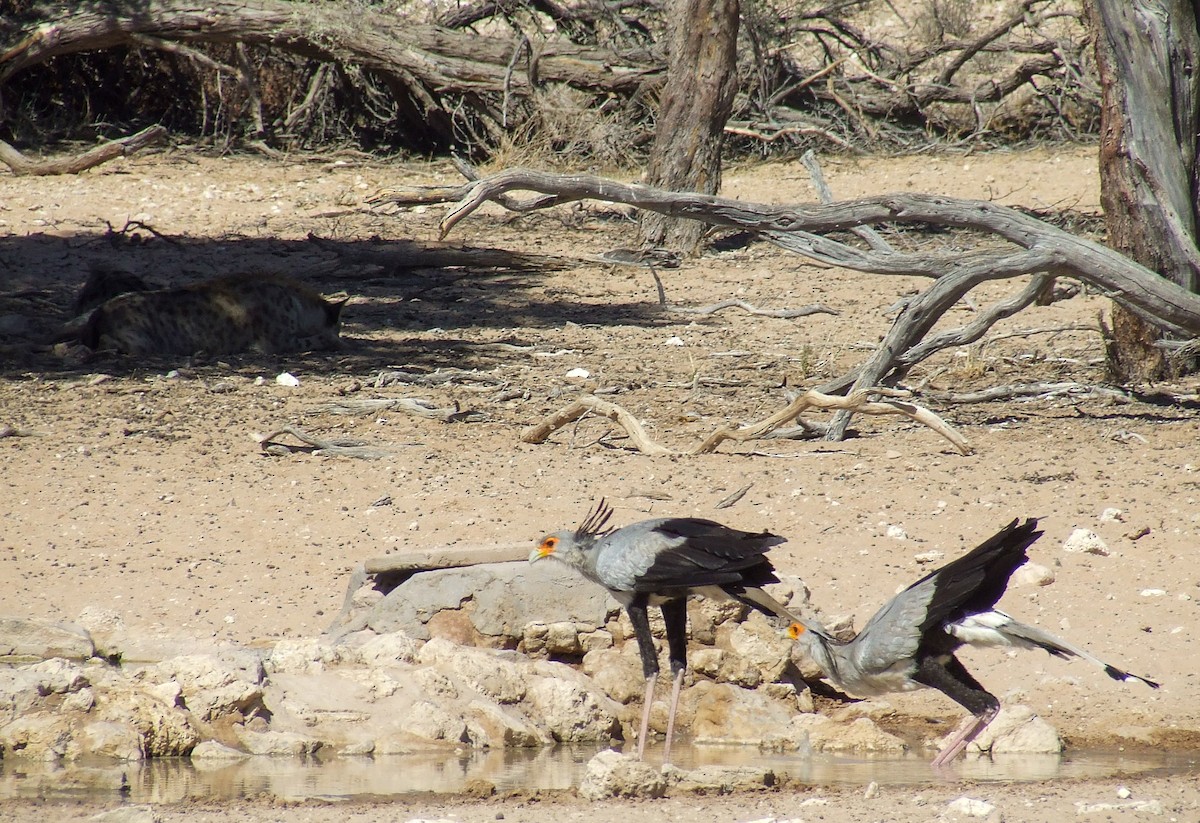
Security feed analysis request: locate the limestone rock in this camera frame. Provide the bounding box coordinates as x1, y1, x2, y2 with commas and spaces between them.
465, 700, 551, 747
351, 631, 424, 666
967, 705, 1062, 755
0, 712, 74, 760
692, 683, 793, 744
235, 726, 322, 756
418, 638, 528, 704
577, 749, 666, 800
97, 685, 202, 757
265, 638, 349, 674
0, 616, 95, 661
526, 671, 621, 742
190, 740, 250, 759
364, 560, 610, 644
662, 763, 776, 793
582, 646, 646, 704
787, 714, 908, 753
138, 653, 265, 722
1062, 529, 1110, 556
26, 658, 89, 695
400, 699, 468, 743
75, 720, 144, 761
725, 616, 792, 683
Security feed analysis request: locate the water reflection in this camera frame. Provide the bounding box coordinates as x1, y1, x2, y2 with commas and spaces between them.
0, 744, 1193, 803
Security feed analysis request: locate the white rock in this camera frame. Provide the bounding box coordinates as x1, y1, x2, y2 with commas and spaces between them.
190, 740, 251, 759
1012, 562, 1055, 587
1099, 508, 1126, 523
1116, 786, 1132, 799
946, 796, 996, 817
577, 749, 665, 800
1062, 529, 1110, 556
275, 372, 300, 387
565, 367, 590, 378
1140, 589, 1167, 597
913, 550, 944, 564
526, 676, 620, 742
886, 525, 909, 540
968, 705, 1061, 755
664, 336, 685, 346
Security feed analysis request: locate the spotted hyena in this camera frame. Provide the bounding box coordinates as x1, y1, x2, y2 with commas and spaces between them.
75, 274, 348, 356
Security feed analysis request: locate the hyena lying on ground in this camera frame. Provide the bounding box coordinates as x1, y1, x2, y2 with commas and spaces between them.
72, 271, 348, 356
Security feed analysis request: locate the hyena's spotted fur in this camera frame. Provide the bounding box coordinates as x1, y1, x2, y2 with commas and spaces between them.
77, 274, 348, 356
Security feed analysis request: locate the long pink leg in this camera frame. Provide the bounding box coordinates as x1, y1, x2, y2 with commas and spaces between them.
661, 667, 686, 764
930, 706, 998, 768
636, 676, 656, 760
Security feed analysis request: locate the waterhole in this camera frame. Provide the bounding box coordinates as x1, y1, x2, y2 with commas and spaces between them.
1, 743, 1194, 802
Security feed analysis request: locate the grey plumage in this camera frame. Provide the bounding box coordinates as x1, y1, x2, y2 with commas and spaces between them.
787, 517, 1159, 767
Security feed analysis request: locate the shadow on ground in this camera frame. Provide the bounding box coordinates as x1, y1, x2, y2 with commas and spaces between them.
0, 231, 674, 380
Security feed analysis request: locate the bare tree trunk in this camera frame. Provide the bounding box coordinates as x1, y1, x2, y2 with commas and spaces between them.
639, 0, 739, 256
1087, 0, 1200, 381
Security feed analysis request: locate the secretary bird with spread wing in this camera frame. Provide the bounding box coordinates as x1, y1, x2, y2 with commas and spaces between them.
531, 499, 830, 762
786, 517, 1159, 767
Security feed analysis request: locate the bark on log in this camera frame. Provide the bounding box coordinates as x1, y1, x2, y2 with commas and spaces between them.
1087, 0, 1200, 381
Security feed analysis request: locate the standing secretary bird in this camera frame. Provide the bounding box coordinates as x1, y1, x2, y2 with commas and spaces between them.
785, 517, 1159, 767
531, 499, 829, 761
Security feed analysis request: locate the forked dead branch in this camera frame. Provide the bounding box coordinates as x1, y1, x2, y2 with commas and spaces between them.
521, 390, 973, 456
370, 168, 1200, 441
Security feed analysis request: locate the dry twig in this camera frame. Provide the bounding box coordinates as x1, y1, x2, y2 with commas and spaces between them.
254, 426, 391, 459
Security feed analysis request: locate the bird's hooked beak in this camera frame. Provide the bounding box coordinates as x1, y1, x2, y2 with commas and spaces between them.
529, 535, 559, 563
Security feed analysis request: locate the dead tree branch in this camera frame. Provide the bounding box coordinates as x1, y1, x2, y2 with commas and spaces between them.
522, 389, 971, 456
371, 166, 1200, 441
0, 125, 166, 176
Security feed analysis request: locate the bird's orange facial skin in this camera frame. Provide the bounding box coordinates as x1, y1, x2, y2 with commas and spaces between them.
536, 536, 558, 558
787, 623, 805, 639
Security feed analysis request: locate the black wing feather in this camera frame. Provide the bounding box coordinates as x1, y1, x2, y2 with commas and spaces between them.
915, 517, 1042, 635
632, 518, 785, 590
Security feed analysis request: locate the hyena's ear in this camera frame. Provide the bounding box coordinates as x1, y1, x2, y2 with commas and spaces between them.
324, 294, 350, 325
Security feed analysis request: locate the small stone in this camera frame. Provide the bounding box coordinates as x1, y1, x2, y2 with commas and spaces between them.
864, 780, 879, 799
1140, 589, 1167, 597
913, 550, 944, 564
946, 796, 996, 817
1116, 786, 1132, 799
886, 525, 908, 540
664, 336, 685, 346
1012, 562, 1055, 587
275, 372, 300, 387
1099, 508, 1126, 523
577, 749, 665, 800
565, 367, 590, 378
1062, 529, 1110, 556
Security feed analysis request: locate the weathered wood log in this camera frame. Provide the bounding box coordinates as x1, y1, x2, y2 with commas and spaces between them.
0, 125, 166, 175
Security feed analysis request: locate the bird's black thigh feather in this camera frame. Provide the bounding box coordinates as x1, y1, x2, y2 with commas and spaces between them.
660, 598, 689, 676
913, 653, 999, 716
626, 597, 660, 679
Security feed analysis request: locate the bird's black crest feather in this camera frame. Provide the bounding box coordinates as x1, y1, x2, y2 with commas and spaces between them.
576, 498, 615, 541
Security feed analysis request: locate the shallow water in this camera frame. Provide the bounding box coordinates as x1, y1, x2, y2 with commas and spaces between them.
1, 743, 1195, 803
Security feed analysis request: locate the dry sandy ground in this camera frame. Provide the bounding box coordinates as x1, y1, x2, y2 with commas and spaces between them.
1, 144, 1198, 821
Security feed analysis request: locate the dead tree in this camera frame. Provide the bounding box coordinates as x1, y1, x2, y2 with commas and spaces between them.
639, 0, 740, 255
369, 169, 1200, 437
1087, 0, 1200, 381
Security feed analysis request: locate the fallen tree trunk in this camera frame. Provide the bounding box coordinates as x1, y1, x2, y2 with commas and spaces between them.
0, 0, 663, 149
